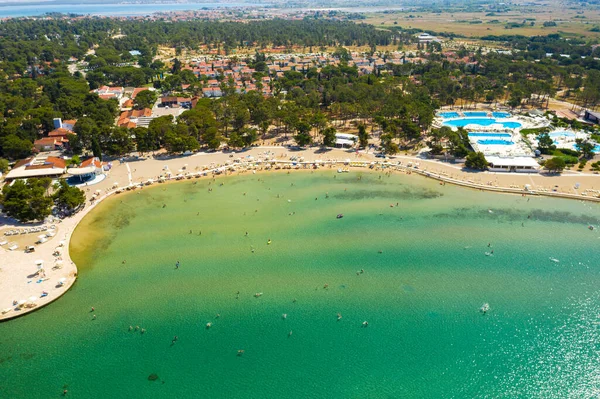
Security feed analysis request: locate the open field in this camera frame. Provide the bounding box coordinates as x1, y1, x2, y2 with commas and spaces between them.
364, 4, 600, 39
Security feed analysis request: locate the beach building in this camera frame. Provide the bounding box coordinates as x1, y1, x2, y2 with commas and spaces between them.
584, 110, 600, 124
66, 157, 107, 183
485, 156, 540, 172
4, 155, 67, 181
335, 133, 358, 148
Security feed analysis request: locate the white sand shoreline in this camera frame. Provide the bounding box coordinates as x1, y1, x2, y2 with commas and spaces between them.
2, 146, 599, 322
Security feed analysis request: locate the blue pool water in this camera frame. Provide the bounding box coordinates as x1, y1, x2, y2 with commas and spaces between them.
477, 139, 514, 145
492, 112, 511, 118
463, 112, 488, 117
444, 118, 522, 129
468, 132, 512, 138
549, 131, 576, 138
439, 112, 460, 118
573, 143, 600, 153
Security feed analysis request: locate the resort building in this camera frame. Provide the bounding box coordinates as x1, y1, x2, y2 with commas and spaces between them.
485, 156, 540, 173
66, 157, 107, 183
335, 133, 358, 148
4, 155, 67, 181
584, 110, 600, 124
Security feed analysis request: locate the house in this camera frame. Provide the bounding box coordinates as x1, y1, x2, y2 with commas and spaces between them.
93, 85, 125, 100
48, 128, 73, 139
53, 118, 76, 132
5, 156, 67, 181
160, 97, 192, 108
584, 110, 600, 124
34, 137, 64, 152
202, 88, 223, 98
131, 87, 150, 99
118, 108, 153, 128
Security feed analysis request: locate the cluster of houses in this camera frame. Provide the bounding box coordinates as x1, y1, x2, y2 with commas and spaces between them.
33, 119, 76, 152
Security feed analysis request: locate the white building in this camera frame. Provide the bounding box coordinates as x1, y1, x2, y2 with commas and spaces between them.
335, 133, 358, 148
486, 156, 540, 173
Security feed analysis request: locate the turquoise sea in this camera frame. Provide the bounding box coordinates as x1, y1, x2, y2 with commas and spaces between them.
2, 170, 600, 398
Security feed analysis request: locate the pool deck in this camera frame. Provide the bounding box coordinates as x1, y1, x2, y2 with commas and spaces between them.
2, 146, 600, 321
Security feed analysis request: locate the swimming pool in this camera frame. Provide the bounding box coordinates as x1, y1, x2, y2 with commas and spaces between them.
573, 143, 600, 153
477, 139, 514, 145
492, 112, 511, 118
444, 118, 522, 129
463, 111, 488, 117
549, 131, 576, 138
468, 132, 512, 138
439, 112, 460, 118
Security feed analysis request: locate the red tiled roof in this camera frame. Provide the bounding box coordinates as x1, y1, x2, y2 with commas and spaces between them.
45, 156, 67, 168
131, 87, 149, 99
48, 128, 73, 137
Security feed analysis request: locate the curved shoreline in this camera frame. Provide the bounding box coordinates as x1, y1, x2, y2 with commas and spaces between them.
2, 149, 599, 322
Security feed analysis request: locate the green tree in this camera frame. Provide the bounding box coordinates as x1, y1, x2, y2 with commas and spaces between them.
544, 157, 566, 173
2, 135, 32, 160
465, 152, 488, 170
576, 138, 595, 159
380, 133, 399, 155
0, 178, 53, 222
294, 131, 312, 147
53, 180, 85, 212
357, 124, 369, 148
91, 137, 102, 161
0, 158, 9, 173
537, 132, 555, 155
105, 127, 134, 156
322, 127, 337, 147
134, 90, 157, 110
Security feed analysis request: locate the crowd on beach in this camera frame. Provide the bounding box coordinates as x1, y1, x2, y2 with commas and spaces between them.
3, 146, 600, 322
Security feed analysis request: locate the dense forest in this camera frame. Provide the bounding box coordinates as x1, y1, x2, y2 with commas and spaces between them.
0, 18, 599, 162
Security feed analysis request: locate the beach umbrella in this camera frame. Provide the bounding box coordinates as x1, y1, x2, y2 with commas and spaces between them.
35, 259, 44, 265
113, 182, 119, 186
28, 296, 38, 303
37, 234, 46, 240
55, 260, 63, 265
17, 300, 27, 306
95, 189, 101, 194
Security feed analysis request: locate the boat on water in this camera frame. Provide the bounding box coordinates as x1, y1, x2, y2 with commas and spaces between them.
336, 214, 344, 219
254, 292, 263, 298
480, 303, 490, 313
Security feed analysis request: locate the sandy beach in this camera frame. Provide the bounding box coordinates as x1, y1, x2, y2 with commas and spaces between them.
2, 145, 599, 322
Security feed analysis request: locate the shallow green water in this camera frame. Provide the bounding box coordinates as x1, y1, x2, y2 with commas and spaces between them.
2, 170, 600, 398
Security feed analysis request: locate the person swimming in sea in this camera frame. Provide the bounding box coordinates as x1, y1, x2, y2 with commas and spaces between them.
175, 261, 180, 269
